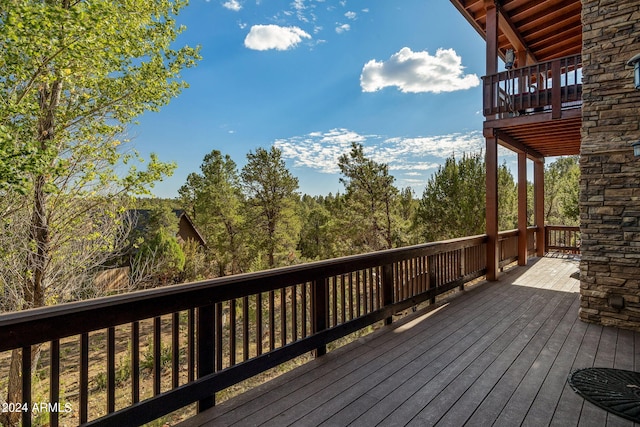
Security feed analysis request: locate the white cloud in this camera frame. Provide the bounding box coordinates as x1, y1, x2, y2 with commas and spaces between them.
335, 23, 350, 34
360, 47, 480, 93
274, 128, 486, 175
345, 11, 356, 19
244, 25, 311, 51
222, 0, 242, 11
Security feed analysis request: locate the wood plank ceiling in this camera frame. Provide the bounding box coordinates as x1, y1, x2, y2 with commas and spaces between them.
450, 0, 583, 157
449, 0, 582, 63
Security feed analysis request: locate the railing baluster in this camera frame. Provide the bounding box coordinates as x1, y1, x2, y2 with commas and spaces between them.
132, 321, 140, 403
292, 285, 298, 342
356, 271, 362, 317
243, 296, 250, 361
187, 310, 194, 383
340, 275, 346, 324
22, 346, 31, 427
107, 326, 116, 413
230, 299, 237, 365
302, 284, 308, 338
80, 333, 89, 424
256, 293, 263, 355
215, 303, 223, 370
50, 340, 60, 427
267, 291, 274, 351
172, 312, 180, 388
331, 276, 338, 327
280, 290, 286, 347
153, 317, 161, 396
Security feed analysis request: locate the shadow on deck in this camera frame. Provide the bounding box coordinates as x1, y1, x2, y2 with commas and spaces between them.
180, 256, 640, 427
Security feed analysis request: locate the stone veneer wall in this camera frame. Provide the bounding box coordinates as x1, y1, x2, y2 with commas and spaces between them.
580, 0, 640, 329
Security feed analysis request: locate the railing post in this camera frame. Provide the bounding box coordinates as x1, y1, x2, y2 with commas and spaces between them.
382, 264, 394, 325
312, 278, 328, 357
428, 255, 436, 304
459, 249, 466, 291
197, 304, 215, 411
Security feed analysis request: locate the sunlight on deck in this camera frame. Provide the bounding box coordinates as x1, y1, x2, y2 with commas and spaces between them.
393, 304, 450, 334
511, 255, 580, 293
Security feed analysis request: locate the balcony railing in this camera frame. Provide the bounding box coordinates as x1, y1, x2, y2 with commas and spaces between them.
0, 236, 489, 427
0, 227, 580, 426
546, 225, 581, 254
483, 54, 582, 119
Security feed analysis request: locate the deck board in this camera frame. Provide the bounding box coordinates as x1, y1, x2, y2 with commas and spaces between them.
179, 256, 640, 427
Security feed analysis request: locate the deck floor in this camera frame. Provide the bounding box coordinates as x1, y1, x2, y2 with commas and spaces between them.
181, 256, 640, 427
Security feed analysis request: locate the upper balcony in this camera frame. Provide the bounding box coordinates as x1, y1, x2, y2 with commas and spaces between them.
450, 0, 583, 158
482, 53, 582, 157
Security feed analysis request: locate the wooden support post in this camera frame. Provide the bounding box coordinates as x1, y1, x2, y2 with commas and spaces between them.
197, 304, 215, 411
382, 264, 394, 325
485, 0, 499, 76
486, 135, 499, 281
518, 152, 528, 266
312, 278, 328, 357
534, 159, 545, 256
517, 50, 528, 95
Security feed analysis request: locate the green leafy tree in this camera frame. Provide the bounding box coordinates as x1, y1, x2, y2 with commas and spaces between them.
298, 195, 333, 260
179, 150, 247, 275
131, 208, 186, 288
0, 1, 198, 422
241, 147, 301, 268
498, 163, 518, 230
416, 153, 486, 241
397, 186, 420, 245
337, 142, 400, 253
415, 153, 520, 241
544, 156, 580, 225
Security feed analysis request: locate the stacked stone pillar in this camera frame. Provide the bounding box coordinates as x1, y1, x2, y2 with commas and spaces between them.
580, 0, 640, 329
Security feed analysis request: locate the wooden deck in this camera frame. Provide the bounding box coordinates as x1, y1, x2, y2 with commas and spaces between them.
181, 256, 640, 427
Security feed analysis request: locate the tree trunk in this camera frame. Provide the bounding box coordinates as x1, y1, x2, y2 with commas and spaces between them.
25, 174, 49, 309
3, 81, 61, 427
0, 350, 22, 427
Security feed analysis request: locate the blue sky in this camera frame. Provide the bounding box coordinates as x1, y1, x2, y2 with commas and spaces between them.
132, 0, 515, 198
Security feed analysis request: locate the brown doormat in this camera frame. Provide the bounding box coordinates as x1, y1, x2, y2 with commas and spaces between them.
568, 367, 640, 422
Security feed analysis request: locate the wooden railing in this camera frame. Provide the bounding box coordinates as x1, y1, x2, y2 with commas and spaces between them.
498, 229, 519, 268
0, 235, 488, 427
546, 225, 581, 254
483, 54, 582, 119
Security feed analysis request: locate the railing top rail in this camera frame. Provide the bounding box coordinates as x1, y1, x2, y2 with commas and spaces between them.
481, 53, 582, 81
0, 234, 488, 351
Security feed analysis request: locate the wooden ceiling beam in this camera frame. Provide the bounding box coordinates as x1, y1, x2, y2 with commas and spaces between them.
488, 129, 545, 161
496, 3, 537, 65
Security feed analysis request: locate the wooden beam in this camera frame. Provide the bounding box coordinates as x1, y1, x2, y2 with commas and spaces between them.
492, 129, 545, 161
496, 5, 537, 65
517, 152, 528, 266
484, 108, 582, 129
486, 135, 499, 281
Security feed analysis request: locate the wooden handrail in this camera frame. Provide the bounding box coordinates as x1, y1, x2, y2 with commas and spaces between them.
482, 54, 582, 118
